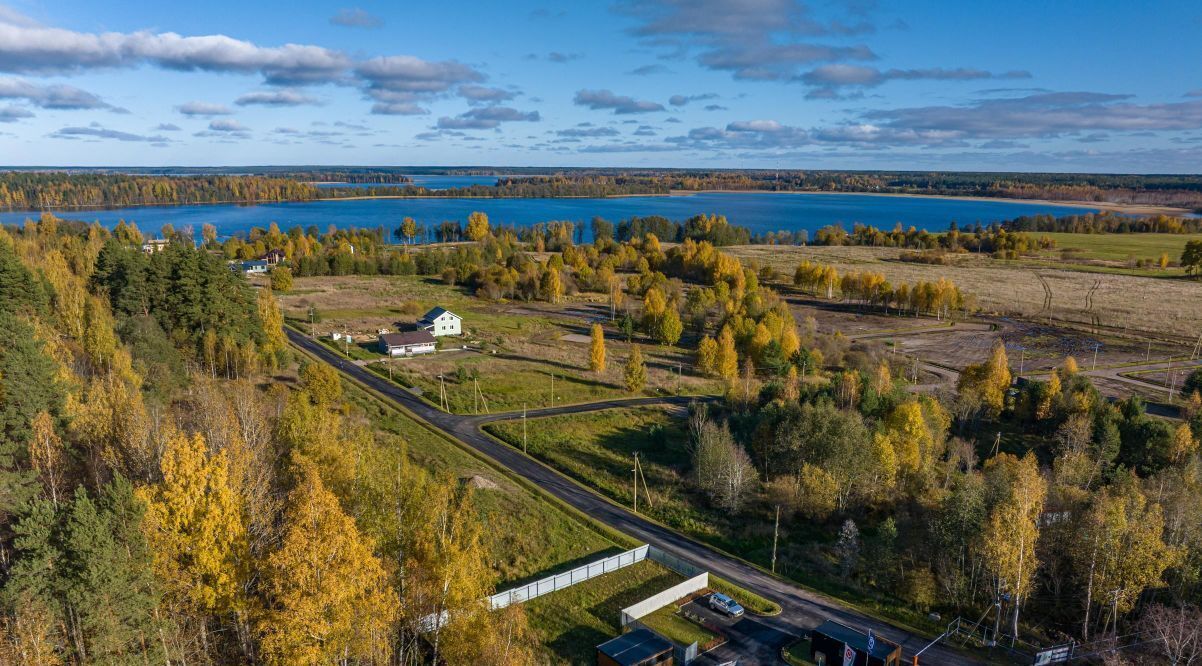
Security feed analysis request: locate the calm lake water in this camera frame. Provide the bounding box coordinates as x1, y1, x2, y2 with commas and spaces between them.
1, 191, 1098, 240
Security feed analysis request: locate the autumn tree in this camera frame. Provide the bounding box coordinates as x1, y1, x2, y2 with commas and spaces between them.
400, 216, 418, 245
979, 453, 1046, 639
624, 345, 647, 393
269, 266, 293, 292
256, 286, 288, 369
958, 340, 1012, 417
657, 307, 683, 346
540, 266, 563, 304
299, 361, 342, 406
466, 211, 491, 242
259, 458, 397, 665
589, 323, 606, 372
697, 335, 718, 376
139, 432, 249, 631
716, 327, 739, 382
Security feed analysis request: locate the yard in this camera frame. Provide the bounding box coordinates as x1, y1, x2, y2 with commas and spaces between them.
639, 604, 719, 648
523, 561, 684, 665
284, 274, 723, 415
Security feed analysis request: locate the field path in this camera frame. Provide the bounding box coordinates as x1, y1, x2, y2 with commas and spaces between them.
287, 328, 988, 665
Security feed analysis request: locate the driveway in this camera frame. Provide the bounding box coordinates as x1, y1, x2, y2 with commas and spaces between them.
286, 328, 985, 665
683, 598, 795, 666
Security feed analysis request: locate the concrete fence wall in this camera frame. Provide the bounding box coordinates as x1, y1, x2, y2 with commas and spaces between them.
619, 572, 710, 626
488, 544, 650, 610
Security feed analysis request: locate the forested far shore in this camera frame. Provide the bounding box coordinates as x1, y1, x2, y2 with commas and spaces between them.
5, 169, 1202, 211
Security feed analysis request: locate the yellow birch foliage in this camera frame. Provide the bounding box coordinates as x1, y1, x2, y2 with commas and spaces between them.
697, 335, 718, 376
979, 453, 1046, 608
256, 287, 287, 369
259, 458, 397, 666
139, 431, 249, 616
716, 327, 739, 381
589, 323, 606, 372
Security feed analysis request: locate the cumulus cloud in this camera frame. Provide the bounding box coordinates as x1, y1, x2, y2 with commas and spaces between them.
329, 8, 383, 28
459, 85, 516, 103
574, 89, 665, 114
50, 122, 169, 143
668, 92, 718, 106
799, 64, 1031, 99
208, 119, 248, 132
154, 122, 181, 131
357, 55, 485, 114
861, 92, 1202, 141
235, 89, 318, 106
195, 118, 251, 139
176, 101, 233, 116
0, 20, 351, 85
555, 126, 620, 137
617, 0, 876, 81
0, 104, 33, 122
0, 76, 117, 110
436, 106, 540, 130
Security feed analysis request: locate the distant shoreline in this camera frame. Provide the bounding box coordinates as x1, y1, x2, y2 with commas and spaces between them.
1, 189, 1192, 217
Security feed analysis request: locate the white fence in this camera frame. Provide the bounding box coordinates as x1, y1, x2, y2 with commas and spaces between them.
488, 544, 650, 610
619, 572, 709, 626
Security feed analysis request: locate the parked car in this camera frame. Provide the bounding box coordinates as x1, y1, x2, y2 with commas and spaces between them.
708, 593, 745, 618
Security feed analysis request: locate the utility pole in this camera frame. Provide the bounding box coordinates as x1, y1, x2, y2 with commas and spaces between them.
632, 452, 639, 514
1092, 343, 1100, 371
991, 431, 1002, 458
474, 377, 479, 414
344, 330, 350, 357
522, 403, 527, 454
550, 373, 555, 407
1018, 348, 1024, 377
771, 505, 781, 574
1147, 339, 1152, 363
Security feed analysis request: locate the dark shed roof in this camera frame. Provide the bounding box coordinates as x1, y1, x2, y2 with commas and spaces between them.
380, 330, 435, 347
813, 620, 899, 660
597, 628, 672, 666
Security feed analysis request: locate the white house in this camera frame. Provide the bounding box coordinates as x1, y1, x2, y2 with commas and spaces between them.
418, 307, 462, 337
379, 330, 436, 357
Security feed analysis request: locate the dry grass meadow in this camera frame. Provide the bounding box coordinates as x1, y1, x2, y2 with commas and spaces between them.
731, 244, 1202, 340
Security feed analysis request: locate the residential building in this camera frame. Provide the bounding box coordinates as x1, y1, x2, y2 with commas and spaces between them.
262, 248, 286, 265
418, 307, 462, 337
142, 238, 170, 254
379, 330, 436, 356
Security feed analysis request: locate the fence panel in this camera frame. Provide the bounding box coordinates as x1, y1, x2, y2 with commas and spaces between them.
488, 544, 649, 610
647, 545, 705, 577
619, 572, 710, 626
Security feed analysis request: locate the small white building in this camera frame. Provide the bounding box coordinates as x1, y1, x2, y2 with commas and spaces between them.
379, 330, 437, 357
418, 307, 462, 337
142, 239, 170, 254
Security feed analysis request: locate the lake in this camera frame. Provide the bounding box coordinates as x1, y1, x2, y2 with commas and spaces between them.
0, 191, 1098, 240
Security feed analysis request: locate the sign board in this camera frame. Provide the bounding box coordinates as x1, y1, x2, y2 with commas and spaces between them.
843, 643, 856, 666
1033, 644, 1073, 665
867, 630, 875, 653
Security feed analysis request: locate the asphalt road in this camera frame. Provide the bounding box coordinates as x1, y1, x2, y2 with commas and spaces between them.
288, 329, 982, 665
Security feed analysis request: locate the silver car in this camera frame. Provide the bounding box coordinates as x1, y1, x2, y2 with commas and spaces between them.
708, 592, 745, 617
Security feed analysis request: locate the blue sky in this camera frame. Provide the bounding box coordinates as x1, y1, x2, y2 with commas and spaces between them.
1, 0, 1200, 171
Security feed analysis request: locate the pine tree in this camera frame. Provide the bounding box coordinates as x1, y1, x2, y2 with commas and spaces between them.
589, 323, 606, 372
259, 458, 397, 665
624, 346, 647, 393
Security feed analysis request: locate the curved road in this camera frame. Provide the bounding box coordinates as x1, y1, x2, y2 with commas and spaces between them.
288, 329, 983, 665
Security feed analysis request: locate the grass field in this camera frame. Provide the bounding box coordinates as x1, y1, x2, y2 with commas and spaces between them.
640, 604, 718, 647
1038, 232, 1202, 263
523, 561, 684, 665
729, 244, 1202, 339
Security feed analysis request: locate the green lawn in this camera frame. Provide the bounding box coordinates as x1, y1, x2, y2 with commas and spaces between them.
317, 336, 382, 361
783, 637, 815, 665
523, 561, 684, 665
640, 604, 718, 648
1039, 232, 1202, 263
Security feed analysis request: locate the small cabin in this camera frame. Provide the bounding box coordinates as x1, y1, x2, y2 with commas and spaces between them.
262, 248, 286, 265
810, 620, 901, 666
596, 628, 673, 666
379, 330, 436, 357
418, 307, 462, 337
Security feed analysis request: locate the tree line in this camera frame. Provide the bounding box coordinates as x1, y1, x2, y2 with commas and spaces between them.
0, 215, 537, 664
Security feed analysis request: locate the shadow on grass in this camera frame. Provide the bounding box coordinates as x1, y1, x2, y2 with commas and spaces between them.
499, 546, 627, 590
